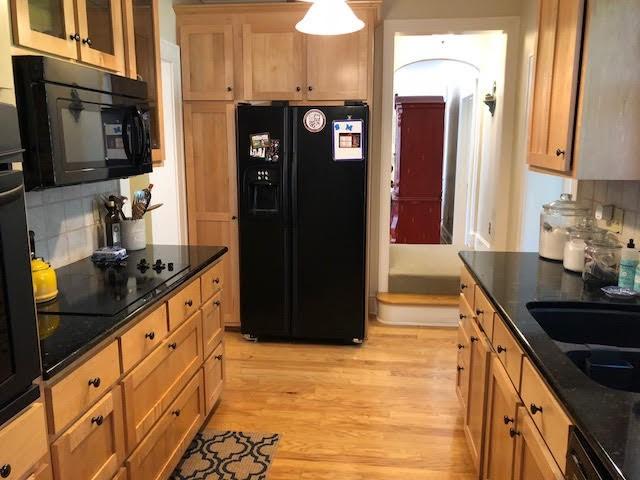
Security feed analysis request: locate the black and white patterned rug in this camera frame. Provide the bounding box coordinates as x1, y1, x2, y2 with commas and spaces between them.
172, 431, 280, 480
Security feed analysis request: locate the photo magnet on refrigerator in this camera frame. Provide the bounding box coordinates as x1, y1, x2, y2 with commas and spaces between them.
333, 120, 364, 161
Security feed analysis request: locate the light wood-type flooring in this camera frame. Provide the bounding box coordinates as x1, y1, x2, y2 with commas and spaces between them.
206, 320, 475, 479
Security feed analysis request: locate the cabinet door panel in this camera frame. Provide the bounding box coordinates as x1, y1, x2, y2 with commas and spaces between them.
121, 312, 202, 451
76, 0, 126, 72
11, 0, 78, 58
242, 24, 304, 100
184, 102, 239, 327
482, 356, 521, 480
202, 293, 223, 357
463, 319, 491, 472
306, 24, 368, 100
513, 407, 564, 480
51, 387, 125, 480
181, 24, 234, 101
528, 0, 584, 172
126, 372, 205, 480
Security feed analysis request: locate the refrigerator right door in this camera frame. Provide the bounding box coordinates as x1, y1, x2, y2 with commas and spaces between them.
291, 106, 368, 342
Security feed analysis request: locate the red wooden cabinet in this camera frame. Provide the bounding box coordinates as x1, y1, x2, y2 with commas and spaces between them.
391, 96, 446, 244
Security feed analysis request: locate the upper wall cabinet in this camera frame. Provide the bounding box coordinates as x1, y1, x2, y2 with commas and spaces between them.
11, 0, 125, 72
527, 0, 640, 179
122, 0, 164, 162
306, 22, 369, 101
176, 2, 379, 103
11, 0, 78, 58
242, 23, 305, 101
181, 24, 234, 101
527, 0, 583, 173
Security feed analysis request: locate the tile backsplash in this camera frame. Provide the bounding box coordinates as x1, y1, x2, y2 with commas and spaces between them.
577, 180, 640, 242
25, 180, 120, 268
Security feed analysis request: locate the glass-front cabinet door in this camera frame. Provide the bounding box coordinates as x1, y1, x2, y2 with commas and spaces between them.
11, 0, 79, 58
75, 0, 125, 72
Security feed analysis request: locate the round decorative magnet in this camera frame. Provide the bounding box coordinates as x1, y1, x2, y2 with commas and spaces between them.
303, 109, 326, 133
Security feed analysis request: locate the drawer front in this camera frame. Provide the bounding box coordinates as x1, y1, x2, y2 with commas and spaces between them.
201, 261, 224, 302
459, 266, 476, 307
474, 286, 496, 341
202, 293, 223, 358
120, 305, 169, 373
51, 386, 125, 480
0, 403, 48, 480
520, 358, 572, 472
459, 294, 474, 334
48, 341, 121, 434
168, 278, 202, 331
204, 343, 224, 414
493, 314, 524, 391
127, 372, 205, 480
122, 311, 203, 450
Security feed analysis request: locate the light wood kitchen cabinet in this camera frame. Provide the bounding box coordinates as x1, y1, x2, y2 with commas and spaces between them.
51, 386, 125, 480
474, 286, 496, 340
305, 24, 368, 101
201, 260, 224, 302
119, 304, 168, 373
464, 317, 491, 472
184, 102, 240, 327
46, 341, 121, 435
0, 403, 49, 480
513, 406, 564, 480
75, 0, 125, 72
112, 468, 128, 480
202, 293, 223, 357
121, 311, 202, 450
528, 0, 584, 173
181, 24, 234, 101
11, 0, 126, 73
242, 23, 304, 101
203, 342, 224, 414
167, 277, 202, 331
27, 461, 54, 480
493, 314, 525, 390
520, 357, 571, 471
10, 0, 78, 58
126, 372, 205, 480
122, 0, 164, 163
528, 0, 640, 179
483, 356, 521, 480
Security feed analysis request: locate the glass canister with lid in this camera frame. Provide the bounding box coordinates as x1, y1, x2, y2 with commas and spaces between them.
539, 193, 592, 261
583, 234, 623, 287
563, 218, 607, 273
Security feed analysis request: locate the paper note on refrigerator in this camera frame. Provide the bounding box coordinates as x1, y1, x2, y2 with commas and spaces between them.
332, 120, 363, 161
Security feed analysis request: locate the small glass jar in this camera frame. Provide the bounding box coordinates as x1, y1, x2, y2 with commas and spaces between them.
539, 194, 591, 261
583, 235, 623, 287
563, 219, 607, 273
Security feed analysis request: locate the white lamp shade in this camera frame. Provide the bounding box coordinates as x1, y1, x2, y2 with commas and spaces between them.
296, 0, 365, 36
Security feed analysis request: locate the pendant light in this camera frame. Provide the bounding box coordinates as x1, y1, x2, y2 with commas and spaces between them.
296, 0, 365, 36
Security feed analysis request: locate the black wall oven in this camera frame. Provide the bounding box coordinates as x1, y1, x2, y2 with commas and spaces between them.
12, 56, 153, 191
0, 171, 41, 426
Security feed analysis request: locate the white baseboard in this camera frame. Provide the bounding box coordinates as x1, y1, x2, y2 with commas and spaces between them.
377, 301, 458, 327
368, 296, 378, 316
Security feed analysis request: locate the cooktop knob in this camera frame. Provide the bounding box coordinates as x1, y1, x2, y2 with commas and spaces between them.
168, 262, 174, 271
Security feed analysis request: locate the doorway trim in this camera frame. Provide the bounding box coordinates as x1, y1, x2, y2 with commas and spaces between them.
377, 16, 520, 293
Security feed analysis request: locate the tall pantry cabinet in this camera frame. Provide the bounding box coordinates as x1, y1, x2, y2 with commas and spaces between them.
176, 1, 380, 328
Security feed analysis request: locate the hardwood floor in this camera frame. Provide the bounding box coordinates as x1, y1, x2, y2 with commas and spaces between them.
207, 320, 475, 479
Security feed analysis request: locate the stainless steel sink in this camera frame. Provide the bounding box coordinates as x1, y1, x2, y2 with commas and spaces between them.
527, 302, 640, 392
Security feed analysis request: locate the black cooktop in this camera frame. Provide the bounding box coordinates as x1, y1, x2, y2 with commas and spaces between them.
37, 244, 228, 379
38, 247, 190, 317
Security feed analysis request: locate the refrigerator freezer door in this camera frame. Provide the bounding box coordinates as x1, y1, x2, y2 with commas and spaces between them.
291, 106, 368, 342
237, 105, 291, 337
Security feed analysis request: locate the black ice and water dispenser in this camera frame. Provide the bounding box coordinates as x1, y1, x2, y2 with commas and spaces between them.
244, 167, 280, 215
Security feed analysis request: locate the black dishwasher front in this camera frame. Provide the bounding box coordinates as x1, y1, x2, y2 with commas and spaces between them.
566, 429, 613, 480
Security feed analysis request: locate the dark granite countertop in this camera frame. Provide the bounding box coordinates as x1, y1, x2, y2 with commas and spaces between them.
37, 244, 227, 379
459, 251, 640, 480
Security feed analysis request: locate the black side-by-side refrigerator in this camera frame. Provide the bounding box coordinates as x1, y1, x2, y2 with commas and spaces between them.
237, 105, 368, 343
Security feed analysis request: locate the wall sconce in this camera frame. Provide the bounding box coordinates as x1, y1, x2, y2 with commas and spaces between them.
484, 82, 497, 117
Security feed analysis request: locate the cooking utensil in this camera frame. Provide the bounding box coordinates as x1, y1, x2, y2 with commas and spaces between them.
144, 203, 163, 213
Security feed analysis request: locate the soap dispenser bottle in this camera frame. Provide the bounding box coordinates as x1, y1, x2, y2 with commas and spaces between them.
619, 239, 638, 289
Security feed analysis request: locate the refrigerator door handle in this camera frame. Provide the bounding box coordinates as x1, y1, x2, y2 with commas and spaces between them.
291, 109, 299, 326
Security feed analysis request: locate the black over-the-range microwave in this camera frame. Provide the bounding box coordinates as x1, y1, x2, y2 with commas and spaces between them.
12, 56, 153, 191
